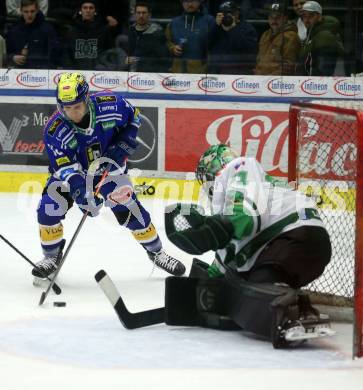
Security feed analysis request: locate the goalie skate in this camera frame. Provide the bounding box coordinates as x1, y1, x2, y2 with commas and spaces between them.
282, 315, 336, 344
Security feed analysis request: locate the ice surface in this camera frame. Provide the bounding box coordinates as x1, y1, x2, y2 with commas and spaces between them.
0, 193, 362, 390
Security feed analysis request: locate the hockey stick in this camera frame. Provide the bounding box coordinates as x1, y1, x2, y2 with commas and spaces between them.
39, 168, 110, 305
0, 234, 62, 295
95, 270, 165, 329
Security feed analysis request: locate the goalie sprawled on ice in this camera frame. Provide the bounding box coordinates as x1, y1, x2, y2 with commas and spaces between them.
97, 144, 335, 348
164, 144, 334, 348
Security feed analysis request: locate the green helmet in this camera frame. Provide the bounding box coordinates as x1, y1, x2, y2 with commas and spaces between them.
196, 144, 238, 187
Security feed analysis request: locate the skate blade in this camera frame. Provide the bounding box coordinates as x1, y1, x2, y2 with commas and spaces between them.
285, 324, 336, 341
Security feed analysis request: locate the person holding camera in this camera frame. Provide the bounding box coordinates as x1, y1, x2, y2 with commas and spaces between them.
208, 1, 257, 74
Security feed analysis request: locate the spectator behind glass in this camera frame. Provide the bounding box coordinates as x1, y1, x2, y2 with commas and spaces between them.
255, 3, 300, 75
6, 0, 48, 17
298, 1, 345, 76
292, 0, 307, 41
127, 2, 170, 72
166, 0, 215, 74
208, 1, 257, 75
5, 0, 60, 69
63, 0, 118, 70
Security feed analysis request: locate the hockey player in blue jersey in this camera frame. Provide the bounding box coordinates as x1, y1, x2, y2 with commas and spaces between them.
33, 72, 185, 280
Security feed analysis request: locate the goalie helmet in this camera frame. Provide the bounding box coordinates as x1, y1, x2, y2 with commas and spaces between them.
196, 144, 237, 197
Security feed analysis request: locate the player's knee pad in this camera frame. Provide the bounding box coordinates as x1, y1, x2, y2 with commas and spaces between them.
113, 209, 131, 226
113, 199, 151, 231
37, 193, 70, 226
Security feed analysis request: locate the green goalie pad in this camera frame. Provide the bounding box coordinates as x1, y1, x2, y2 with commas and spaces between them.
164, 203, 234, 255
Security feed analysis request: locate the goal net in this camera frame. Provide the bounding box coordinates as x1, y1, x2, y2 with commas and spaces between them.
288, 101, 363, 358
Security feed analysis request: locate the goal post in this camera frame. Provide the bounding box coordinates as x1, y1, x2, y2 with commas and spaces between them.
288, 102, 363, 358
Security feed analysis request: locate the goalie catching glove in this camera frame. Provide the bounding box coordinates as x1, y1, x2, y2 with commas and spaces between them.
164, 203, 234, 255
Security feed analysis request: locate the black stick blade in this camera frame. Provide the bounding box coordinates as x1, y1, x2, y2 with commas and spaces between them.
95, 269, 107, 283
95, 269, 165, 329
39, 291, 46, 306
0, 234, 62, 295
52, 284, 62, 295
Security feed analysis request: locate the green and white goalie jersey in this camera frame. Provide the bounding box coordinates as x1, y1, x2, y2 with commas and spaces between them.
211, 157, 325, 273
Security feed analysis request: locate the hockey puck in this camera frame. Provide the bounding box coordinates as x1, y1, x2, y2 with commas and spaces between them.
53, 301, 66, 307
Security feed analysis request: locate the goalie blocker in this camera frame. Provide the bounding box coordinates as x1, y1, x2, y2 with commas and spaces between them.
165, 259, 333, 348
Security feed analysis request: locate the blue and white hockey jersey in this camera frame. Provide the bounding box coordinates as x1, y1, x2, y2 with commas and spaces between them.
43, 91, 140, 182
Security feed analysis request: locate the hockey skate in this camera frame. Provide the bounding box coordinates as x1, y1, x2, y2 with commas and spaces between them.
273, 296, 336, 348
147, 249, 186, 276
32, 241, 65, 287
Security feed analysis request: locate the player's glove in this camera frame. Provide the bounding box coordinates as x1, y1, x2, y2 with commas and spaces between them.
104, 133, 138, 165
165, 203, 234, 255
72, 185, 104, 217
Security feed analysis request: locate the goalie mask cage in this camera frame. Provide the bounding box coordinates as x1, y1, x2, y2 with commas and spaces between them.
288, 101, 363, 358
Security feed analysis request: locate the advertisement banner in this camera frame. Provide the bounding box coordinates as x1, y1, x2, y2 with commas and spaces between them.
0, 103, 53, 166
165, 108, 289, 177
296, 111, 357, 181
2, 69, 363, 100
0, 103, 159, 171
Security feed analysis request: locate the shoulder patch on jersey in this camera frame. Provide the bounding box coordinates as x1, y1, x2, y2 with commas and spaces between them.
47, 118, 62, 136
96, 95, 117, 104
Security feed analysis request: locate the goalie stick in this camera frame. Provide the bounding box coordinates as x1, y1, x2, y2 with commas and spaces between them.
95, 270, 164, 329
0, 234, 62, 295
